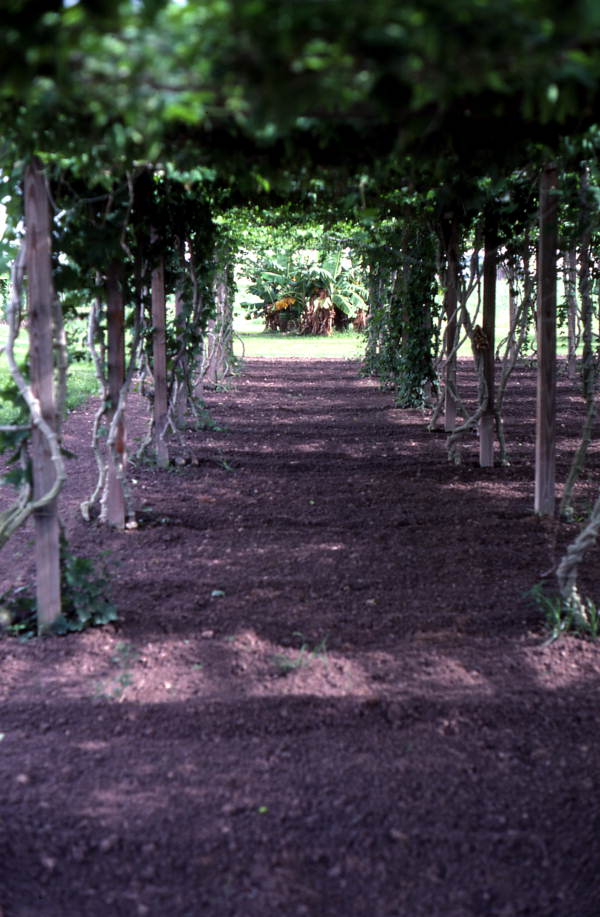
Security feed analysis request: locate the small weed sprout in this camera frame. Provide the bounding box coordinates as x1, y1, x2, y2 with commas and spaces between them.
529, 583, 599, 644
273, 632, 328, 676
96, 641, 139, 701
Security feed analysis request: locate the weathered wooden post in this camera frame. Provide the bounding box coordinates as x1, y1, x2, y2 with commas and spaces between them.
565, 250, 578, 381
25, 158, 61, 632
479, 221, 497, 467
443, 217, 459, 432
104, 260, 127, 527
204, 269, 230, 387
151, 244, 169, 468
173, 285, 188, 427
535, 163, 558, 515
579, 239, 594, 402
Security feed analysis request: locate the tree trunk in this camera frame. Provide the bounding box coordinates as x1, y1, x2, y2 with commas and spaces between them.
565, 249, 578, 381
443, 218, 459, 431
25, 158, 61, 633
151, 250, 169, 468
535, 163, 558, 516
479, 222, 497, 467
104, 260, 127, 527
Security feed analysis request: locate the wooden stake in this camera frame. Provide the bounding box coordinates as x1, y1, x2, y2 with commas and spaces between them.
25, 158, 61, 633
151, 250, 169, 468
507, 263, 518, 363
535, 163, 558, 516
173, 287, 187, 428
443, 219, 459, 432
105, 260, 127, 527
565, 250, 578, 381
479, 223, 497, 467
579, 236, 594, 401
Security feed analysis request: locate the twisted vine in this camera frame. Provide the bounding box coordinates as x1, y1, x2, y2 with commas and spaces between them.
0, 241, 66, 548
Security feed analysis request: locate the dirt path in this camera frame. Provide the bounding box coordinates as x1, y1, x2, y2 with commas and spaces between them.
1, 358, 599, 916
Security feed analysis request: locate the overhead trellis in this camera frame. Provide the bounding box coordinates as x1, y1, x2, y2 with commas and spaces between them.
2, 0, 600, 632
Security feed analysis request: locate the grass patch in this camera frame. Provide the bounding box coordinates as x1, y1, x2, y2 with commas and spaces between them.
233, 314, 365, 361
63, 363, 99, 412
272, 633, 329, 676
0, 325, 99, 425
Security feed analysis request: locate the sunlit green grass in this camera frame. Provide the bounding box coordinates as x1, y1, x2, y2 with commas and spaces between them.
458, 276, 575, 356
0, 325, 99, 425
233, 312, 366, 360
233, 278, 522, 362
0, 279, 576, 427
233, 285, 575, 364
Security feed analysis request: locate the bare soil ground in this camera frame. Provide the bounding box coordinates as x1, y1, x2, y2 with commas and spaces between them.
1, 358, 599, 917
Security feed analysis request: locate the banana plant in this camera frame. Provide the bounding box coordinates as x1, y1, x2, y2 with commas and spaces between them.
241, 248, 369, 331
304, 252, 369, 315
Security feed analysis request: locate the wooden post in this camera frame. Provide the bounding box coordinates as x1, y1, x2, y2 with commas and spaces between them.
579, 238, 594, 401
535, 163, 558, 515
204, 269, 230, 386
204, 316, 219, 387
104, 261, 127, 527
25, 158, 61, 632
220, 266, 234, 368
151, 248, 169, 468
173, 287, 187, 427
507, 263, 518, 362
578, 168, 594, 400
565, 250, 578, 381
443, 218, 459, 431
479, 222, 497, 467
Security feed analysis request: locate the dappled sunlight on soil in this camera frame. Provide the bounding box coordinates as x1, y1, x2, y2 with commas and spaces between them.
1, 359, 600, 916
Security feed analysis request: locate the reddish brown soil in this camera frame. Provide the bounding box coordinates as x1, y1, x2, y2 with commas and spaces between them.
1, 358, 600, 917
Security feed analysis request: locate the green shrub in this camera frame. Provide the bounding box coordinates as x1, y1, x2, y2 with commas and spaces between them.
0, 540, 117, 638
